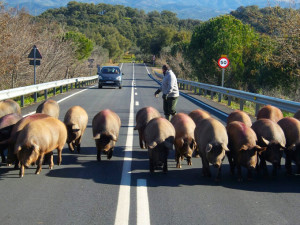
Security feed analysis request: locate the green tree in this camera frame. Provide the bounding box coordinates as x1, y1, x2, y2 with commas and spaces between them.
188, 15, 259, 87
64, 31, 93, 60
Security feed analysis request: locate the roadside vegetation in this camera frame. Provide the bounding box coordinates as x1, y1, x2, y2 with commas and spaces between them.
0, 1, 299, 103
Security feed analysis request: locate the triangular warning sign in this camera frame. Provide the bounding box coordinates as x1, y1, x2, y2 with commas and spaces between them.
28, 45, 42, 59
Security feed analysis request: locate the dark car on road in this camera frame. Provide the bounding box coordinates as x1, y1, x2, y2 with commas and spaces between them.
98, 66, 123, 89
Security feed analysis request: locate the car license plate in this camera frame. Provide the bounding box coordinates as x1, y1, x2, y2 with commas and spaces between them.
106, 81, 114, 83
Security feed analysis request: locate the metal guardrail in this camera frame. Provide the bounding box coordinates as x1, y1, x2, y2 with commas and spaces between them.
154, 72, 300, 114
0, 75, 98, 106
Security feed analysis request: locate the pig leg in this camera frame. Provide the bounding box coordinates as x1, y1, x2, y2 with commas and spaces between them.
57, 147, 63, 165
237, 164, 243, 182
226, 151, 235, 175
68, 142, 75, 152
187, 157, 192, 166
0, 149, 6, 163
284, 152, 293, 175
107, 148, 113, 160
149, 158, 154, 173
138, 130, 144, 149
175, 151, 181, 168
35, 154, 45, 175
201, 157, 211, 177
163, 157, 168, 173
49, 152, 54, 169
215, 166, 222, 182
75, 137, 82, 153
259, 158, 268, 176
272, 164, 278, 176
19, 164, 25, 178
247, 169, 253, 181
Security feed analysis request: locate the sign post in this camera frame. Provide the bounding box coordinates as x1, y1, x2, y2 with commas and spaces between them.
28, 45, 42, 102
218, 56, 230, 100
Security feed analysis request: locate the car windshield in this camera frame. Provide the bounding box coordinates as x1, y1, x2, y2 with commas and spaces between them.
101, 67, 120, 74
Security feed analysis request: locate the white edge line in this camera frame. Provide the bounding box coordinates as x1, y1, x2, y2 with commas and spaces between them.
137, 179, 150, 225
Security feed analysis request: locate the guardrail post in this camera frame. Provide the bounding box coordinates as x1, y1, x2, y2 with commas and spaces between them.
194, 87, 197, 94
218, 93, 221, 102
44, 89, 48, 100
60, 86, 63, 93
66, 84, 69, 92
228, 96, 232, 106
255, 104, 260, 116
211, 91, 214, 100
204, 89, 207, 96
53, 87, 56, 96
34, 92, 37, 102
21, 95, 24, 107
71, 83, 73, 89
240, 100, 244, 110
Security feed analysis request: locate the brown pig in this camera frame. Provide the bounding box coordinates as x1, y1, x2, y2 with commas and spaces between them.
0, 113, 23, 163
144, 117, 175, 173
36, 99, 60, 118
15, 116, 67, 177
294, 109, 300, 121
0, 99, 21, 118
188, 109, 210, 158
257, 105, 283, 123
92, 109, 121, 161
278, 117, 300, 175
134, 107, 161, 149
170, 113, 196, 168
188, 109, 210, 125
226, 121, 264, 181
194, 118, 229, 181
227, 110, 252, 127
251, 119, 286, 176
5, 113, 50, 167
64, 106, 88, 153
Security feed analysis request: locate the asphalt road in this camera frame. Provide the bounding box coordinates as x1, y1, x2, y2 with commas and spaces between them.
0, 63, 299, 225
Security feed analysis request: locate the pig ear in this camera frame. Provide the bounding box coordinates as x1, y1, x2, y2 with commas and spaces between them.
191, 139, 196, 150
261, 137, 269, 146
14, 145, 22, 154
279, 142, 286, 150
205, 144, 213, 153
93, 134, 101, 140
222, 143, 229, 151
109, 134, 117, 142
256, 146, 267, 155
32, 143, 39, 152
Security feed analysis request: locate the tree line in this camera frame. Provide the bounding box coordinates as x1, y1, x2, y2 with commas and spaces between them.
0, 1, 299, 101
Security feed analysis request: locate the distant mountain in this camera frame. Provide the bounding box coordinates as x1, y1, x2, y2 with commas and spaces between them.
3, 0, 300, 20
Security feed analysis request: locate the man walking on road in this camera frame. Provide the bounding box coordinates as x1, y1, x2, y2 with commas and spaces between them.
154, 65, 179, 121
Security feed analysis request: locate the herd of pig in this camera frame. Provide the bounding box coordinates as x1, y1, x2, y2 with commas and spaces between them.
0, 98, 300, 181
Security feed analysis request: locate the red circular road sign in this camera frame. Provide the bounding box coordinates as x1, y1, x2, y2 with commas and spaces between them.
218, 57, 230, 68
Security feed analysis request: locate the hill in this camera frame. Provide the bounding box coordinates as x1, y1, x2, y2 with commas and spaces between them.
4, 0, 300, 20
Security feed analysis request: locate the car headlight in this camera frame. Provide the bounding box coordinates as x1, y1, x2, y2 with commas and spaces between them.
98, 76, 103, 80
116, 76, 121, 81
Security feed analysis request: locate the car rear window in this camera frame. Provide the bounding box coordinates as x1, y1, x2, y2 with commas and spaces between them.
101, 67, 120, 74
